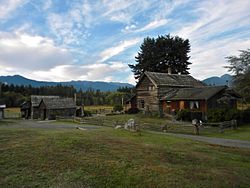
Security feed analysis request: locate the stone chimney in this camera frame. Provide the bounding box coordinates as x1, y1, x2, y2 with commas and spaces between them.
168, 67, 172, 75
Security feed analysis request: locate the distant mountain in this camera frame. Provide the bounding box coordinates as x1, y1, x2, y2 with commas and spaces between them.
0, 75, 134, 91
202, 74, 233, 86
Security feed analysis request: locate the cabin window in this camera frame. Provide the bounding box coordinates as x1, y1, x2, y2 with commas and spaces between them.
138, 99, 145, 109
190, 101, 199, 109
148, 86, 155, 91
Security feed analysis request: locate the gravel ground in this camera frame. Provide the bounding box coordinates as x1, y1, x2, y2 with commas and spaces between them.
149, 131, 250, 149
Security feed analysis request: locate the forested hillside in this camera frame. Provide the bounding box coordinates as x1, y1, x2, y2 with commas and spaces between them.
0, 75, 133, 92
0, 83, 134, 107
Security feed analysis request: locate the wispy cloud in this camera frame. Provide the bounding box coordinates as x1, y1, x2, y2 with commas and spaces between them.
99, 38, 140, 62
0, 0, 26, 19
127, 19, 168, 33
0, 32, 73, 72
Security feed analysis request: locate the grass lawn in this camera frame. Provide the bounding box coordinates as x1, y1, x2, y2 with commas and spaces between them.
0, 120, 250, 187
93, 114, 250, 141
201, 125, 250, 140
84, 105, 113, 114
3, 107, 21, 118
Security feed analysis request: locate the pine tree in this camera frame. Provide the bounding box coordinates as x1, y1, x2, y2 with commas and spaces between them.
129, 34, 191, 79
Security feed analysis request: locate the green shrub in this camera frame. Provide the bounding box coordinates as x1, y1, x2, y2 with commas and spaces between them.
208, 108, 244, 123
224, 109, 241, 121
242, 107, 250, 123
83, 110, 92, 117
176, 109, 191, 121
126, 108, 139, 114
207, 109, 226, 122
113, 105, 123, 112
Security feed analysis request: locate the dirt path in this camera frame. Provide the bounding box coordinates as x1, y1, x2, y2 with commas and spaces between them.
150, 131, 250, 149
0, 119, 99, 130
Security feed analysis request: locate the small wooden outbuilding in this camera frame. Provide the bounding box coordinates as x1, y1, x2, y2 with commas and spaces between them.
38, 98, 76, 120
31, 95, 59, 119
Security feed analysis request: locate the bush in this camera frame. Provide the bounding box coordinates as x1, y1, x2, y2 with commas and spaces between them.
176, 109, 191, 121
113, 105, 123, 112
207, 109, 227, 122
126, 108, 139, 114
224, 109, 241, 121
241, 107, 250, 123
83, 110, 92, 117
207, 108, 244, 123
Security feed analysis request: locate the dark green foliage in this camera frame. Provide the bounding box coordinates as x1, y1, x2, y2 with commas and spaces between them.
207, 109, 227, 122
83, 110, 92, 117
207, 108, 249, 123
0, 82, 134, 107
225, 49, 250, 102
0, 82, 76, 107
117, 86, 135, 93
176, 109, 191, 121
126, 108, 139, 114
241, 108, 250, 123
113, 105, 123, 112
129, 34, 191, 79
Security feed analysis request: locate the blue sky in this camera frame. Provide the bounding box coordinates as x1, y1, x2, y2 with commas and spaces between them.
0, 0, 249, 84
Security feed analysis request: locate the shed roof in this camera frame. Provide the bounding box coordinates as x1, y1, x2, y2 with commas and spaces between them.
137, 71, 204, 87
39, 98, 76, 109
161, 86, 228, 100
31, 95, 59, 107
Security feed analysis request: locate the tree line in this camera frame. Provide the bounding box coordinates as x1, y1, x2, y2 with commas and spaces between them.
0, 83, 134, 107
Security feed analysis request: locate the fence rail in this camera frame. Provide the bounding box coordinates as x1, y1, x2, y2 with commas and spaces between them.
56, 116, 238, 135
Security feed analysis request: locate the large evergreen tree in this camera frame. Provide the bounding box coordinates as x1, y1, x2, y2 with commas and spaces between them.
129, 34, 191, 79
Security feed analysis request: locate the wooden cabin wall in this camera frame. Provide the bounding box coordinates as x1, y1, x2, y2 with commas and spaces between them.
206, 89, 238, 109
136, 76, 159, 112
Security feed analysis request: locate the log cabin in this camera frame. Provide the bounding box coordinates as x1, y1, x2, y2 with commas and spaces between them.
135, 71, 204, 115
135, 71, 240, 119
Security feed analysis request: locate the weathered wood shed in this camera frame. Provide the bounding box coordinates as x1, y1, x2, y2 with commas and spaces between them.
38, 98, 76, 120
30, 95, 59, 119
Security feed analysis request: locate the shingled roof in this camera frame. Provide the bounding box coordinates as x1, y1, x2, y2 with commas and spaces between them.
161, 86, 227, 100
31, 95, 59, 107
138, 71, 205, 87
39, 98, 76, 109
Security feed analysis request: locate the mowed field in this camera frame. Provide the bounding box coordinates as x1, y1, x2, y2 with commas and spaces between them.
0, 119, 250, 187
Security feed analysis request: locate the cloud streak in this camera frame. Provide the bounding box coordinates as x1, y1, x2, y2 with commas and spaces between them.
0, 0, 26, 19
99, 38, 140, 62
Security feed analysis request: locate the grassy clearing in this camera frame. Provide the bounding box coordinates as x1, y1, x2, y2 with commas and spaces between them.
3, 107, 21, 118
0, 121, 250, 187
84, 105, 113, 114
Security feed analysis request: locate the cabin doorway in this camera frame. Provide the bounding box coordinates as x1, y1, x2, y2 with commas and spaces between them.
41, 109, 46, 120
